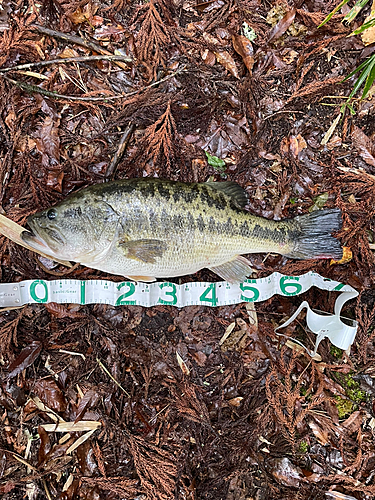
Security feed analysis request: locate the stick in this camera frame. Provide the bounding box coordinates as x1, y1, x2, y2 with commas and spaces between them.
105, 123, 135, 179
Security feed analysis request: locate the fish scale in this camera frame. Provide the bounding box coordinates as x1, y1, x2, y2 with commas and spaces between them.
21, 178, 343, 283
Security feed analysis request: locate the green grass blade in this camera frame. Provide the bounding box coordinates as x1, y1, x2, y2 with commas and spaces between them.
342, 57, 372, 81
362, 56, 375, 99
318, 0, 352, 28
349, 16, 375, 35
343, 0, 370, 23
346, 62, 374, 102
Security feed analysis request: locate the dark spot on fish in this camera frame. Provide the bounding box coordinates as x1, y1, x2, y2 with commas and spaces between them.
160, 208, 171, 232
250, 223, 292, 243
173, 214, 184, 229
173, 190, 180, 203
221, 218, 234, 235
196, 215, 206, 232
199, 185, 215, 208
148, 209, 159, 232
186, 212, 196, 230
143, 181, 155, 198
208, 217, 216, 233
157, 183, 170, 200
240, 221, 250, 238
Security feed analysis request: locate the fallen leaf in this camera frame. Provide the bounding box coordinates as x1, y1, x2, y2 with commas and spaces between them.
201, 49, 216, 66
330, 247, 353, 265
46, 170, 64, 193
7, 342, 42, 379
228, 397, 243, 407
33, 377, 67, 413
176, 352, 190, 376
34, 116, 60, 168
45, 302, 85, 319
268, 8, 296, 42
269, 457, 303, 487
214, 51, 240, 78
232, 34, 254, 73
308, 420, 329, 445
289, 134, 307, 157
351, 125, 375, 167
40, 421, 101, 432
361, 11, 375, 46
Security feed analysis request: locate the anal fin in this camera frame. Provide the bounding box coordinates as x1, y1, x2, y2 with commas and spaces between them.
208, 255, 253, 283
124, 275, 156, 282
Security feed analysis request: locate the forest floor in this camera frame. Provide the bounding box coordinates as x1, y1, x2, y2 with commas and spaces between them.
1, 0, 375, 499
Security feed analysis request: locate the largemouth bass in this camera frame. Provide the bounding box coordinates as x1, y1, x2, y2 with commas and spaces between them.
21, 178, 343, 283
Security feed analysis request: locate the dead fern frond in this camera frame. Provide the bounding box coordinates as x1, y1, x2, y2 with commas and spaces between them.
81, 477, 140, 497
172, 382, 211, 425
132, 0, 173, 81
129, 434, 178, 500
355, 291, 375, 364
138, 101, 177, 173
0, 309, 25, 354
265, 347, 325, 450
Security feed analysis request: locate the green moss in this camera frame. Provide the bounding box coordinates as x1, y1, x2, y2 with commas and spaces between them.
335, 396, 355, 418
300, 386, 307, 396
330, 345, 343, 358
342, 374, 367, 404
298, 440, 309, 453
334, 373, 367, 417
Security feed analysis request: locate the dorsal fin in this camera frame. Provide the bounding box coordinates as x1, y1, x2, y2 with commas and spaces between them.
205, 181, 248, 208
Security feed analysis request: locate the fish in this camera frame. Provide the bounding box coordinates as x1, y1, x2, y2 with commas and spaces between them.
21, 178, 343, 283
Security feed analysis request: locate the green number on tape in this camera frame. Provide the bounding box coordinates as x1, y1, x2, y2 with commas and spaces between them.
200, 283, 217, 306
30, 280, 48, 303
158, 282, 178, 305
333, 283, 344, 291
116, 282, 136, 306
279, 276, 302, 296
240, 280, 260, 302
80, 281, 86, 305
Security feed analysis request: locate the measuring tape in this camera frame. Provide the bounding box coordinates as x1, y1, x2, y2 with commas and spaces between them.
0, 271, 358, 355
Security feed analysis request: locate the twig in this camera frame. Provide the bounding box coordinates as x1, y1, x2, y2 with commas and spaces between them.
105, 123, 135, 179
263, 110, 305, 120
0, 66, 185, 102
29, 24, 130, 70
0, 55, 132, 74
96, 357, 130, 397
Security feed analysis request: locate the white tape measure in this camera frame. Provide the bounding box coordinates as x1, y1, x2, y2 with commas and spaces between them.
0, 271, 358, 356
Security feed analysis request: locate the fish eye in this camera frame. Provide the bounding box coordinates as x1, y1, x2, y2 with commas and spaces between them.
47, 209, 57, 220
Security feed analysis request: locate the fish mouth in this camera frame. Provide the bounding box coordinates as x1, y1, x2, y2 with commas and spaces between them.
21, 219, 65, 255
21, 228, 54, 253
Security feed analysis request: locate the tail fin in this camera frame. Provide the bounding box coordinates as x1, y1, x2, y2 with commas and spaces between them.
286, 208, 343, 260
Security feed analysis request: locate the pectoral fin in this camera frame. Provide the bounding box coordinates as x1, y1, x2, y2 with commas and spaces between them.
208, 255, 253, 283
118, 239, 167, 264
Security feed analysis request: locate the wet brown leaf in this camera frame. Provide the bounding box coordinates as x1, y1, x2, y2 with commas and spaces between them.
34, 116, 60, 168
201, 49, 216, 66
289, 134, 307, 158
33, 378, 67, 413
46, 170, 64, 193
232, 34, 254, 73
37, 426, 52, 465
214, 51, 240, 79
269, 457, 303, 488
6, 341, 42, 379
351, 126, 375, 167
268, 8, 296, 42
45, 302, 85, 319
